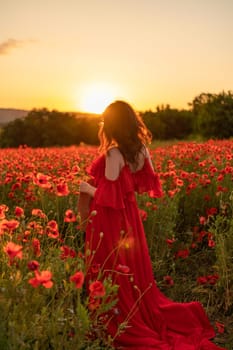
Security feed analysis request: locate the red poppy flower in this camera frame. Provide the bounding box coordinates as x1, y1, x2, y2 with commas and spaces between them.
165, 238, 176, 247
64, 209, 76, 223
88, 296, 101, 311
216, 186, 228, 194
70, 271, 85, 289
208, 239, 215, 248
47, 220, 58, 231
215, 321, 225, 334
206, 207, 218, 217
89, 280, 106, 298
168, 189, 179, 198
32, 208, 47, 219
27, 260, 40, 271
0, 219, 20, 234
186, 182, 197, 194
29, 270, 53, 288
47, 230, 59, 239
207, 274, 219, 285
217, 174, 224, 182
199, 216, 206, 225
197, 276, 208, 285
56, 182, 70, 196
11, 182, 21, 191
190, 242, 197, 249
197, 274, 219, 285
60, 245, 76, 260
163, 275, 174, 286
3, 241, 23, 262
0, 204, 9, 219
27, 221, 43, 235
71, 165, 80, 174
33, 173, 51, 189
46, 220, 59, 239
14, 206, 24, 217
174, 178, 184, 187
197, 230, 207, 242
204, 194, 211, 201
138, 209, 148, 221
32, 238, 41, 257
175, 249, 190, 259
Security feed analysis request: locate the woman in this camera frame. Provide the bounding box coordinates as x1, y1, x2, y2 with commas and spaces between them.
79, 101, 224, 350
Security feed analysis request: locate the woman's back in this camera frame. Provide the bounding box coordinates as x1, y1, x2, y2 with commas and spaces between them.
105, 146, 153, 181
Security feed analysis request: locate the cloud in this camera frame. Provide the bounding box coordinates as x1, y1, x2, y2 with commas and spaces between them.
0, 38, 37, 55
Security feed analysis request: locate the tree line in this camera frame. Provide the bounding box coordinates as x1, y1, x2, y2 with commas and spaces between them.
0, 91, 233, 148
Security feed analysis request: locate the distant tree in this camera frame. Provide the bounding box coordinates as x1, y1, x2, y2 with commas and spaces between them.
0, 118, 25, 147
191, 91, 233, 139
77, 117, 101, 145
157, 106, 194, 139
141, 106, 194, 140
23, 109, 48, 147
37, 109, 82, 146
141, 110, 166, 139
0, 108, 100, 148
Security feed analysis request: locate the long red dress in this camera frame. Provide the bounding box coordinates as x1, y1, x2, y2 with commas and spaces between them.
85, 154, 224, 350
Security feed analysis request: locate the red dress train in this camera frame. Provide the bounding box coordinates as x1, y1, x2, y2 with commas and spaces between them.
85, 154, 224, 350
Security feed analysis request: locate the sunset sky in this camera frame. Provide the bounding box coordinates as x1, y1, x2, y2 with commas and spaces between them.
0, 0, 233, 114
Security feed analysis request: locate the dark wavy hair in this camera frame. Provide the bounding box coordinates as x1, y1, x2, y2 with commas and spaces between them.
98, 100, 152, 164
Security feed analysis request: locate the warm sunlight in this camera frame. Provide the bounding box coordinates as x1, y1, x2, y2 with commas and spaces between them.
79, 82, 118, 114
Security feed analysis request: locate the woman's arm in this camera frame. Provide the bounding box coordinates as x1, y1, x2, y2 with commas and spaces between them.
105, 148, 124, 180
79, 148, 123, 196
79, 181, 96, 197
144, 146, 155, 171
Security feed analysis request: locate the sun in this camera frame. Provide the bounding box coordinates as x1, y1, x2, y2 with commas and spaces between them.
79, 82, 118, 114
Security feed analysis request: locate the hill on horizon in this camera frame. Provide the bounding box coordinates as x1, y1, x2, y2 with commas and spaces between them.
0, 108, 101, 126
0, 108, 28, 125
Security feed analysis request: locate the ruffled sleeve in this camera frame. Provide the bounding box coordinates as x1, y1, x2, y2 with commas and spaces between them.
87, 155, 105, 186
94, 177, 126, 209
133, 158, 163, 198
87, 155, 135, 209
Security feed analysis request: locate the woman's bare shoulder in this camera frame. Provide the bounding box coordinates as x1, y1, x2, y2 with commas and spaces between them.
105, 147, 125, 180
107, 147, 124, 160
142, 146, 154, 170
143, 146, 151, 158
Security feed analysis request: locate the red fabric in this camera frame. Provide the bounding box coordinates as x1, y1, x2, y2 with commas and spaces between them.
85, 155, 224, 350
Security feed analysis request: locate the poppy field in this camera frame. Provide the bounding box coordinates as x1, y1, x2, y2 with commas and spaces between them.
0, 140, 232, 349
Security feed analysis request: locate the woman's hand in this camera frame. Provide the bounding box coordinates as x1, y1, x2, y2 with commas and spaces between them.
79, 181, 90, 193
79, 181, 96, 197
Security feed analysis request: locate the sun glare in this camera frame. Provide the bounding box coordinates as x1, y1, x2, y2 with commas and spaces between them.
79, 82, 117, 114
